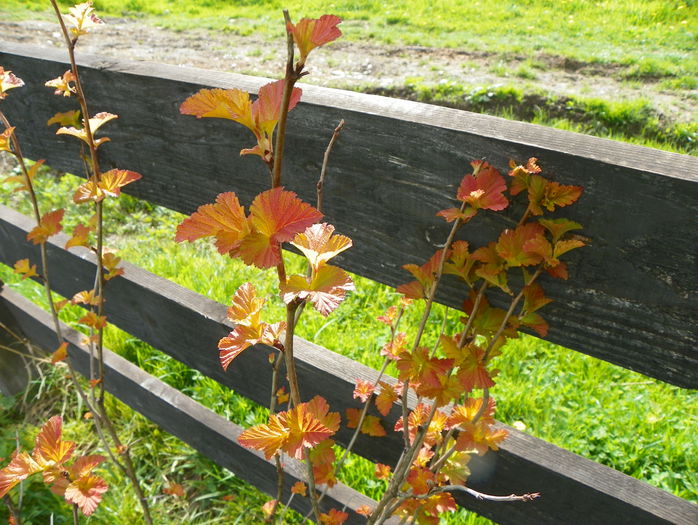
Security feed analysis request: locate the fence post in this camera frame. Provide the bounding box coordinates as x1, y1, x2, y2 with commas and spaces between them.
0, 279, 31, 396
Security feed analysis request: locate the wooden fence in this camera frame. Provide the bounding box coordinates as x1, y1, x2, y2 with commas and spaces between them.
0, 42, 696, 524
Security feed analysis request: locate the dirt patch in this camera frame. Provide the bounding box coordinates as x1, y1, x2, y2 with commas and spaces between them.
0, 16, 695, 123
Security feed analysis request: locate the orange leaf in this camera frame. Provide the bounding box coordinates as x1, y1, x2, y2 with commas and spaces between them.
374, 463, 391, 480
261, 500, 277, 518
64, 474, 108, 516
239, 401, 335, 459
180, 88, 254, 127
72, 289, 101, 306
280, 265, 354, 316
51, 342, 69, 364
253, 79, 302, 136
495, 223, 545, 268
0, 452, 42, 498
319, 508, 349, 525
13, 258, 37, 280
377, 305, 398, 326
353, 379, 374, 402
0, 127, 13, 153
56, 112, 117, 148
375, 382, 399, 416
163, 482, 185, 497
309, 439, 337, 487
226, 282, 265, 326
457, 161, 509, 212
406, 466, 434, 496
291, 481, 307, 496
65, 223, 93, 249
290, 223, 352, 270
98, 169, 142, 198
275, 386, 289, 406
538, 218, 583, 243
0, 67, 24, 99
360, 415, 386, 437
380, 332, 408, 360
78, 312, 107, 330
33, 416, 75, 466
397, 249, 448, 300
45, 71, 76, 97
218, 322, 285, 371
26, 209, 64, 244
287, 15, 342, 63
175, 192, 249, 255
356, 505, 373, 516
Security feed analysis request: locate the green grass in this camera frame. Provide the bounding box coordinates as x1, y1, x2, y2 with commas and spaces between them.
2, 0, 697, 81
0, 166, 696, 524
364, 79, 698, 154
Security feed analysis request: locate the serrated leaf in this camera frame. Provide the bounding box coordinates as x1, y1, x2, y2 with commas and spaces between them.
457, 161, 509, 212
45, 71, 76, 97
291, 481, 307, 496
353, 379, 375, 402
397, 249, 448, 300
495, 223, 545, 267
175, 192, 249, 255
0, 127, 13, 153
64, 474, 108, 516
226, 282, 265, 326
0, 67, 24, 100
56, 112, 117, 148
51, 342, 69, 364
13, 258, 37, 280
47, 110, 81, 127
33, 416, 75, 467
26, 209, 64, 244
65, 223, 93, 249
406, 466, 434, 496
538, 218, 583, 243
290, 223, 352, 270
0, 452, 42, 498
180, 88, 253, 125
374, 382, 399, 416
253, 79, 302, 135
98, 169, 142, 198
63, 2, 104, 37
319, 508, 349, 525
287, 15, 342, 63
280, 265, 354, 316
218, 322, 285, 371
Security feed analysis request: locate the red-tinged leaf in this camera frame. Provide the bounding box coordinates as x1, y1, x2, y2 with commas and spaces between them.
275, 386, 289, 405
448, 397, 496, 430
309, 439, 337, 487
380, 332, 408, 360
0, 452, 42, 498
0, 67, 24, 99
64, 2, 104, 37
519, 312, 549, 337
547, 261, 569, 279
73, 178, 103, 204
56, 112, 117, 148
555, 238, 586, 258
47, 110, 81, 128
543, 181, 583, 211
417, 373, 462, 407
406, 466, 434, 496
54, 299, 70, 312
345, 407, 361, 429
522, 234, 556, 267
239, 402, 334, 459
0, 127, 13, 153
98, 169, 141, 198
180, 88, 254, 128
356, 505, 373, 516
471, 242, 508, 292
27, 209, 64, 244
102, 251, 124, 281
374, 463, 391, 480
377, 305, 399, 326
249, 187, 323, 244
44, 71, 76, 97
72, 289, 100, 306
375, 382, 399, 416
226, 282, 265, 326
218, 323, 282, 371
395, 404, 446, 446
319, 508, 349, 525
65, 223, 93, 249
353, 379, 375, 402
436, 206, 477, 223
163, 482, 185, 497
253, 80, 302, 135
457, 161, 509, 212
78, 312, 107, 331
456, 348, 495, 392
360, 415, 386, 437
396, 346, 453, 392
522, 283, 553, 314
508, 157, 541, 196
287, 15, 342, 62
443, 240, 477, 284
51, 342, 69, 364
397, 249, 447, 300
305, 396, 340, 433
175, 192, 249, 255
281, 265, 354, 316
495, 222, 545, 267
539, 218, 583, 243
291, 481, 307, 496
68, 455, 106, 480
291, 223, 352, 270
261, 500, 277, 518
13, 258, 37, 280
64, 474, 108, 516
33, 416, 75, 466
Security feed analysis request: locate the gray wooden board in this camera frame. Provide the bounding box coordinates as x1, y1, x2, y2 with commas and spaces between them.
0, 282, 30, 395
1, 206, 695, 525
0, 285, 385, 524
0, 42, 697, 387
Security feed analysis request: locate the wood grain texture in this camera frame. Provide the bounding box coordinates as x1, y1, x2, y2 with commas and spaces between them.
0, 281, 30, 395
1, 42, 696, 387
0, 286, 386, 525
1, 206, 695, 525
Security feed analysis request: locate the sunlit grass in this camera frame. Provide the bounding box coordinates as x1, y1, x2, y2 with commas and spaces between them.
2, 0, 696, 80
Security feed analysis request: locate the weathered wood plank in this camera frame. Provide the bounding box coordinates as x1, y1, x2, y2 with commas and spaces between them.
0, 281, 31, 395
1, 42, 696, 387
1, 205, 695, 525
0, 285, 384, 524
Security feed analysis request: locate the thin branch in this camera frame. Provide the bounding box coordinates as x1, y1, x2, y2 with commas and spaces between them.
316, 119, 345, 213
434, 484, 540, 502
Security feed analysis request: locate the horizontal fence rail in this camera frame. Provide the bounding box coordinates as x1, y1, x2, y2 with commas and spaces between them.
0, 42, 697, 388
1, 205, 695, 525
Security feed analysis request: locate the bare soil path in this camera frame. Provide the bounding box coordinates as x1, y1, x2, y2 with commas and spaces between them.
0, 17, 695, 123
